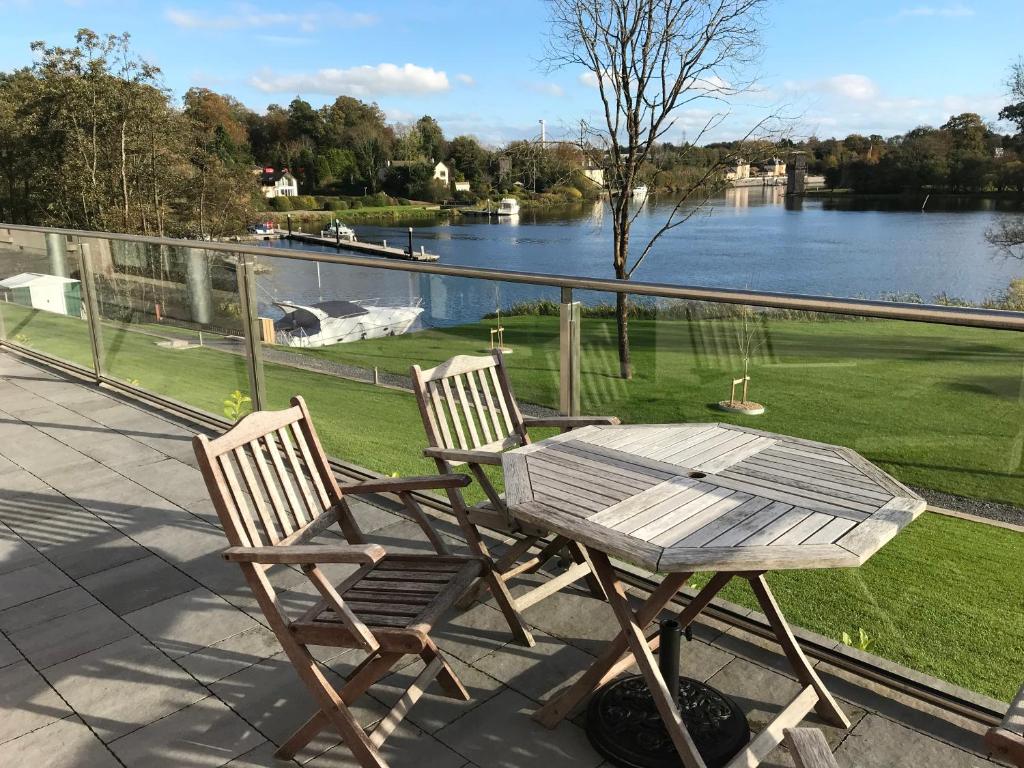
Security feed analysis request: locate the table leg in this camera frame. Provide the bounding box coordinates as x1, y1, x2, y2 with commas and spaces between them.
747, 574, 850, 729
588, 550, 707, 768
533, 565, 690, 729
535, 567, 735, 729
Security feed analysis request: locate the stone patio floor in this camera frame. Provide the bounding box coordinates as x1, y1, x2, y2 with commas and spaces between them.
0, 349, 1007, 768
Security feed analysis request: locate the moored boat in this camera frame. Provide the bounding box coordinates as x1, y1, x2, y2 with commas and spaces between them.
273, 299, 422, 347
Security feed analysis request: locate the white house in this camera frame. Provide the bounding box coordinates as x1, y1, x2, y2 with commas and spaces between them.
725, 159, 751, 181
259, 168, 298, 199
433, 161, 450, 185
0, 273, 82, 317
764, 157, 787, 177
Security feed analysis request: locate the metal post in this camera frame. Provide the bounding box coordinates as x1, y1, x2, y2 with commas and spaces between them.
408, 227, 413, 258
658, 619, 682, 712
45, 232, 69, 278
287, 214, 293, 236
559, 286, 581, 416
185, 247, 213, 325
236, 254, 267, 411
78, 243, 104, 383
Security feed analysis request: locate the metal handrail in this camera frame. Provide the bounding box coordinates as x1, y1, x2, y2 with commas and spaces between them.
3, 222, 1024, 331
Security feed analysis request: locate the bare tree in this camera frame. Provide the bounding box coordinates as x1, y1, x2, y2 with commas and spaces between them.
546, 0, 775, 378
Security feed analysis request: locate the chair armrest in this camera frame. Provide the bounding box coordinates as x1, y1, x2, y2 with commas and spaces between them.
523, 415, 621, 429
222, 544, 386, 565
423, 447, 504, 465
343, 474, 471, 496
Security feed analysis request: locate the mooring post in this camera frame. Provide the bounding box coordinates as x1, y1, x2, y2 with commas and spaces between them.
287, 214, 292, 236
408, 227, 413, 258
658, 619, 682, 712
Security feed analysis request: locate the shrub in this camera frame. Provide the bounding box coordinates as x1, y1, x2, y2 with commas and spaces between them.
269, 196, 292, 212
292, 195, 318, 210
398, 198, 411, 206
349, 200, 362, 209
319, 196, 339, 210
333, 200, 350, 211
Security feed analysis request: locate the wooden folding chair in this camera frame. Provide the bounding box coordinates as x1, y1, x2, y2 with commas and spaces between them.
410, 350, 620, 647
193, 396, 484, 767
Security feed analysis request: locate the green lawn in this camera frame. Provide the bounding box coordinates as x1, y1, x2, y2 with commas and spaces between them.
2, 303, 1022, 702
289, 314, 1024, 508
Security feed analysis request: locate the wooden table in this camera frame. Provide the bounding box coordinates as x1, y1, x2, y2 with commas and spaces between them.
502, 423, 926, 768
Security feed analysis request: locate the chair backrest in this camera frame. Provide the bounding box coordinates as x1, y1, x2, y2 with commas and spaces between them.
193, 395, 359, 548
410, 350, 528, 456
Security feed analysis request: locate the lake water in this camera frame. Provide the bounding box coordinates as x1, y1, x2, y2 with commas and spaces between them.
255, 188, 1024, 325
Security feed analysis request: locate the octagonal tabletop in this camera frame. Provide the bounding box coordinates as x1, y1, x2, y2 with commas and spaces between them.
502, 423, 926, 573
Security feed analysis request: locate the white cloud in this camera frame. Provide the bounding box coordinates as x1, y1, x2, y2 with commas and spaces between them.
456, 73, 476, 86
785, 74, 879, 101
527, 81, 565, 97
165, 5, 377, 33
250, 63, 450, 97
579, 71, 600, 88
896, 3, 974, 18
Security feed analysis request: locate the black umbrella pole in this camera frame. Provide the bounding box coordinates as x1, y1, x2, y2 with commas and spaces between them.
658, 619, 681, 711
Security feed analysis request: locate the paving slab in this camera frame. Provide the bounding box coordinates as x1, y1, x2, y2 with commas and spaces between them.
0, 524, 43, 575
364, 654, 504, 734
109, 695, 265, 768
706, 657, 866, 753
211, 653, 385, 761
436, 688, 603, 768
0, 659, 72, 743
123, 587, 261, 659
8, 602, 134, 668
37, 525, 150, 579
224, 741, 297, 766
308, 722, 467, 768
41, 634, 207, 743
0, 586, 98, 634
472, 627, 598, 703
0, 715, 121, 768
0, 560, 74, 611
0, 633, 20, 669
120, 457, 211, 508
833, 712, 992, 767
79, 554, 199, 615
177, 624, 281, 685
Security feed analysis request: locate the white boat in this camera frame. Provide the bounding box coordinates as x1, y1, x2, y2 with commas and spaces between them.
320, 221, 356, 241
273, 299, 423, 347
496, 197, 520, 216
631, 185, 649, 198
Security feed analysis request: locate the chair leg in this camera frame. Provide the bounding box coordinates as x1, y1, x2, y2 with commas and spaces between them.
421, 639, 470, 701
451, 513, 536, 647
276, 649, 403, 761
273, 644, 389, 767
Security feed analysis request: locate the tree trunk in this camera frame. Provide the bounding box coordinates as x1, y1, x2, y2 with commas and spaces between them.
120, 120, 130, 230
613, 205, 632, 380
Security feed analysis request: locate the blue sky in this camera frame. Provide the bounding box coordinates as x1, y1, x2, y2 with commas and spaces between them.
1, 0, 1020, 145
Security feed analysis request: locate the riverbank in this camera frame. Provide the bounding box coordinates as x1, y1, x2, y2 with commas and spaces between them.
262, 204, 447, 224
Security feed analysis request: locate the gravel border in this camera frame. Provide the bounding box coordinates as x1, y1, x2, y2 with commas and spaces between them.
911, 485, 1024, 528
